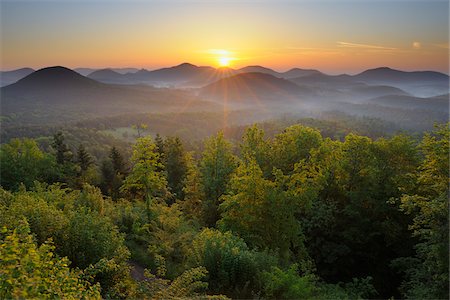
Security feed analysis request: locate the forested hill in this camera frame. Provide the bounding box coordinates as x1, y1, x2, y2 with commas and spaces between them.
1, 122, 448, 299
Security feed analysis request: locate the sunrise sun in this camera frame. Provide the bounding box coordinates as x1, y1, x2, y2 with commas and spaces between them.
207, 49, 234, 67
218, 56, 231, 67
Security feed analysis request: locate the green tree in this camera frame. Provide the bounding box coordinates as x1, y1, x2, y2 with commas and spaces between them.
146, 202, 198, 278
100, 147, 127, 200
179, 152, 204, 222
0, 138, 56, 191
121, 137, 168, 202
300, 134, 419, 296
0, 220, 101, 299
270, 125, 322, 175
188, 228, 276, 298
200, 132, 237, 227
77, 144, 93, 172
52, 131, 73, 165
0, 188, 68, 245
395, 124, 449, 299
110, 146, 127, 175
60, 208, 134, 298
240, 125, 271, 176
141, 266, 212, 300
163, 136, 188, 201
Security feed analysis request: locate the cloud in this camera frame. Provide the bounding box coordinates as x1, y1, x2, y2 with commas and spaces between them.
412, 41, 421, 49
433, 43, 449, 49
337, 41, 397, 50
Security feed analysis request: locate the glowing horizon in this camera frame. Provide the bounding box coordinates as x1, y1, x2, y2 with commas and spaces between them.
1, 0, 448, 75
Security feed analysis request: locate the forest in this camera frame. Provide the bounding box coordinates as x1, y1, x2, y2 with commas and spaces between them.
0, 122, 448, 299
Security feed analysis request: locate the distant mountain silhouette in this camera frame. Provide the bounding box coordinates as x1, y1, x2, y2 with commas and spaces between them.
289, 73, 356, 87
237, 66, 279, 77
1, 66, 218, 125
368, 94, 449, 112
146, 63, 216, 83
348, 85, 410, 99
5, 66, 99, 91
85, 63, 237, 87
200, 72, 314, 103
75, 67, 140, 76
87, 68, 125, 84
74, 68, 98, 76
281, 68, 322, 79
0, 67, 35, 87
354, 67, 449, 83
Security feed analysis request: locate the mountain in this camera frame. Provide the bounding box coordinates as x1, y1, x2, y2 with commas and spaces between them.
87, 68, 126, 84
75, 67, 140, 76
289, 73, 356, 87
237, 66, 280, 77
281, 68, 322, 79
200, 72, 314, 104
142, 63, 216, 85
353, 67, 450, 97
4, 66, 100, 92
0, 68, 35, 87
74, 68, 98, 76
354, 67, 449, 83
367, 94, 449, 112
86, 63, 238, 87
1, 66, 219, 126
112, 68, 139, 74
348, 85, 410, 99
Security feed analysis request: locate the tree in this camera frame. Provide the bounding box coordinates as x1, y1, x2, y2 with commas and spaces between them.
395, 124, 449, 299
163, 137, 188, 201
270, 125, 322, 175
141, 266, 211, 300
52, 131, 73, 165
188, 228, 276, 298
132, 123, 148, 138
179, 152, 204, 222
100, 147, 127, 200
121, 137, 167, 201
146, 202, 198, 278
199, 132, 237, 227
110, 146, 127, 175
300, 134, 419, 296
60, 208, 134, 298
77, 144, 93, 172
0, 138, 56, 191
240, 125, 271, 177
0, 220, 101, 299
220, 156, 320, 261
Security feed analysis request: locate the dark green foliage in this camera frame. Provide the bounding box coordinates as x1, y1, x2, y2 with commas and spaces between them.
52, 131, 73, 165
189, 228, 277, 298
77, 144, 93, 172
0, 220, 101, 299
100, 147, 127, 200
163, 136, 188, 201
394, 124, 449, 299
0, 138, 58, 190
199, 132, 238, 227
110, 146, 127, 175
0, 122, 448, 299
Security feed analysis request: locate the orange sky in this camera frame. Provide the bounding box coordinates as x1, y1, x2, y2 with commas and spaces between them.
1, 1, 448, 74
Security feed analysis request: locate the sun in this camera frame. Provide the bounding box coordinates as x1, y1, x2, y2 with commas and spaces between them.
218, 56, 231, 67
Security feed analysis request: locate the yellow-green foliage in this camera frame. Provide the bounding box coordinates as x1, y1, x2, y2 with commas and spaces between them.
0, 220, 101, 299
142, 266, 209, 300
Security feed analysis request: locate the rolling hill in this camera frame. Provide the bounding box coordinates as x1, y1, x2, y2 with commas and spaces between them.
87, 68, 126, 84
1, 66, 219, 126
200, 72, 314, 104
0, 68, 35, 87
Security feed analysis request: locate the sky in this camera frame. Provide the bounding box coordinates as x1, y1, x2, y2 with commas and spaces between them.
0, 0, 449, 74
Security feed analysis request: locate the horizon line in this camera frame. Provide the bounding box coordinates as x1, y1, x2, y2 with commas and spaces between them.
1, 63, 449, 76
